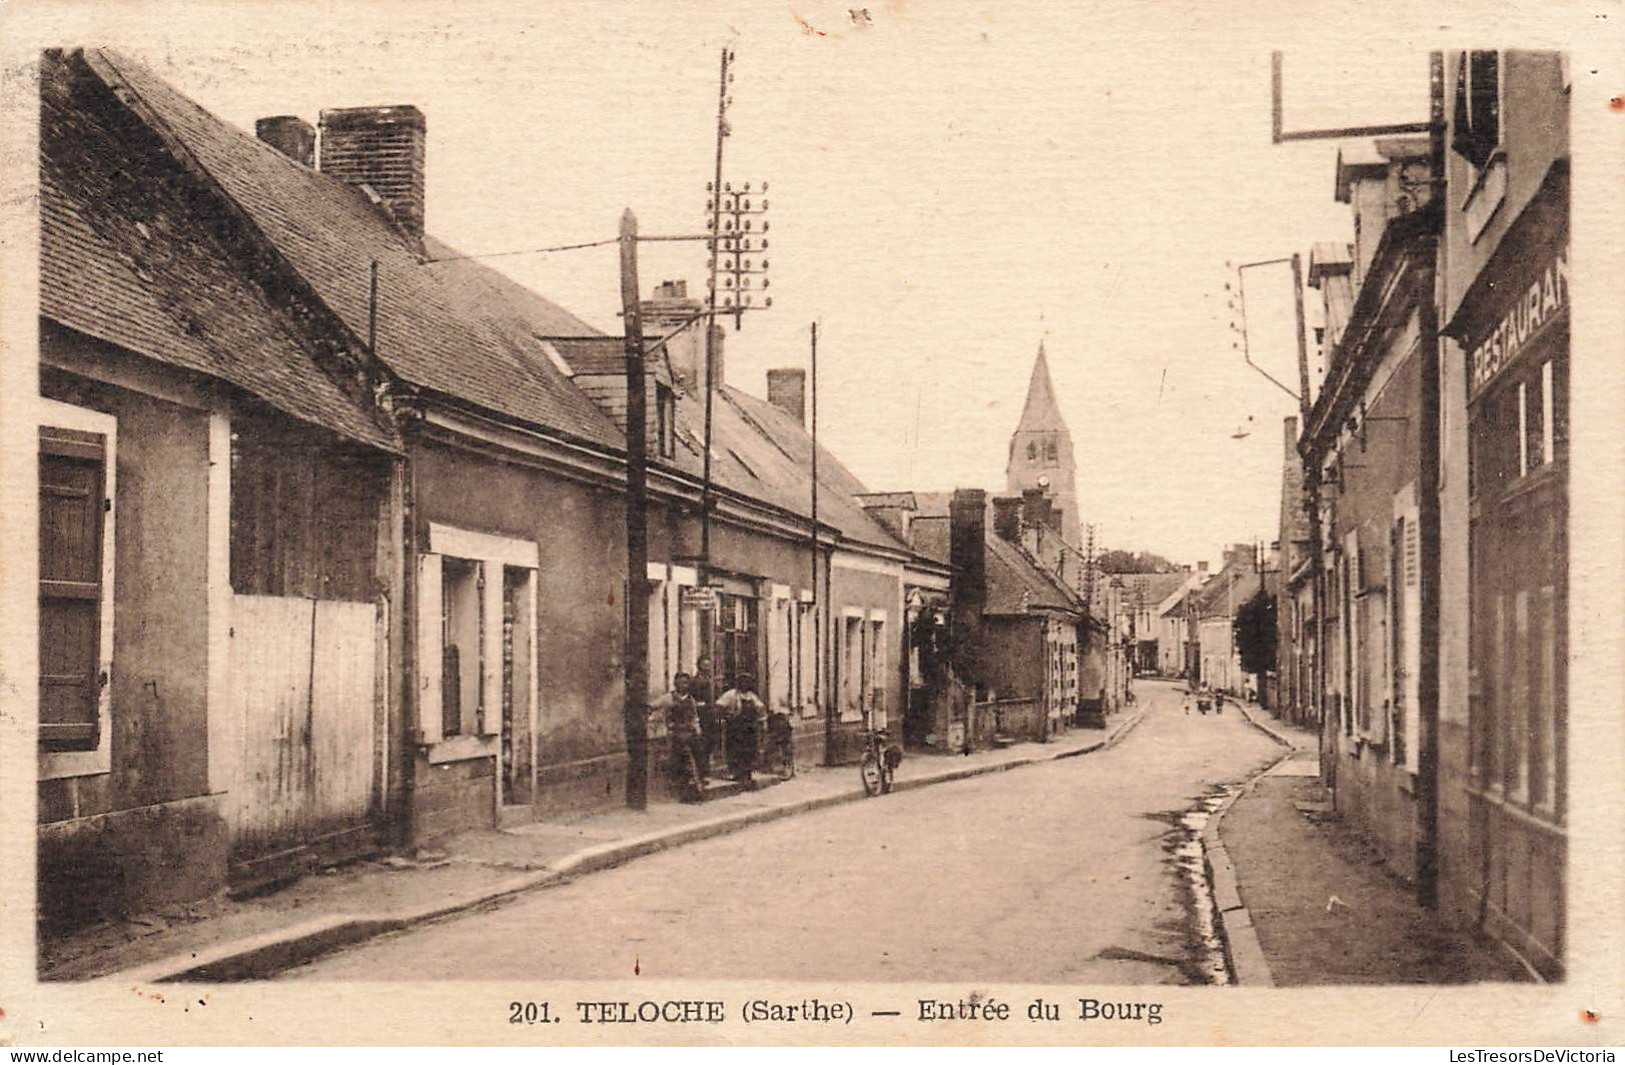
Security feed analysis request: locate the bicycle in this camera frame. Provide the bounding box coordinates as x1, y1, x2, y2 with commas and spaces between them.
859, 706, 901, 797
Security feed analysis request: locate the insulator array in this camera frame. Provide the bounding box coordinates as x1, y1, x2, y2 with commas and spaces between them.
704, 180, 773, 328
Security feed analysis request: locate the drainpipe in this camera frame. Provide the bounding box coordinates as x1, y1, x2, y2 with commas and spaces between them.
1415, 49, 1446, 910
397, 420, 420, 849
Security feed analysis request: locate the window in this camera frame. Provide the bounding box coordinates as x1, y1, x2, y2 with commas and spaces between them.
656, 384, 675, 460
416, 525, 539, 749
706, 592, 758, 691
1452, 51, 1501, 169
1026, 441, 1038, 462
39, 421, 113, 755
841, 614, 864, 722
868, 616, 887, 726
442, 558, 483, 737
1044, 440, 1057, 463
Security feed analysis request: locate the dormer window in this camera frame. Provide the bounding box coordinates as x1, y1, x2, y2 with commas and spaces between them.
1452, 51, 1501, 170
656, 383, 675, 459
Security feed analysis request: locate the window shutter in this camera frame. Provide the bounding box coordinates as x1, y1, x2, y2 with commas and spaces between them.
38, 429, 107, 751
416, 552, 443, 744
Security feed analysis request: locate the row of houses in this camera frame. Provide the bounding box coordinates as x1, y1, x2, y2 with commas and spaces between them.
31, 49, 1122, 933
1270, 51, 1569, 978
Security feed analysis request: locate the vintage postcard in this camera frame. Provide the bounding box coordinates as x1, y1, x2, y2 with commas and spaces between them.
1, 0, 1621, 1049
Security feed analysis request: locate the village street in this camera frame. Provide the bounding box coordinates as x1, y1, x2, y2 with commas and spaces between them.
282, 681, 1282, 983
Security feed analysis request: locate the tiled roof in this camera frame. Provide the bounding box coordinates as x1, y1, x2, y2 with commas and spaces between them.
1107, 571, 1188, 611
40, 51, 396, 451
985, 533, 1081, 616
659, 386, 907, 553
88, 49, 622, 450
547, 335, 672, 385
1194, 565, 1262, 618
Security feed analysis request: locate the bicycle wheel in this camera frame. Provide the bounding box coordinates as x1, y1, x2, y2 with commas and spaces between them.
860, 750, 884, 797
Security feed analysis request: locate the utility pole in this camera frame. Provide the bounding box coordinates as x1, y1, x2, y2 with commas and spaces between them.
811, 322, 829, 762
699, 47, 732, 581
619, 209, 650, 811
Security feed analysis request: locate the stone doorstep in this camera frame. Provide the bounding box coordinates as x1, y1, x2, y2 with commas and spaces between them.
95, 706, 1152, 984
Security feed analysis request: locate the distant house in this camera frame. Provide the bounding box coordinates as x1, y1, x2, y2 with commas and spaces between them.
912, 490, 1083, 745
1192, 545, 1262, 696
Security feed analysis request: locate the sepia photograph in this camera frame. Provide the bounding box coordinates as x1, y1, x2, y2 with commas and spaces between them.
1, 0, 1620, 1049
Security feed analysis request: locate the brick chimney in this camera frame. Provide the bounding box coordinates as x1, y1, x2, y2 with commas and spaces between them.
640, 281, 724, 392
766, 368, 806, 425
256, 115, 315, 166
949, 489, 987, 611
991, 496, 1022, 541
318, 105, 426, 240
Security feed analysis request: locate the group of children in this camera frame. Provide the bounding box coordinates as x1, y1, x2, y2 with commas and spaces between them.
650, 670, 795, 802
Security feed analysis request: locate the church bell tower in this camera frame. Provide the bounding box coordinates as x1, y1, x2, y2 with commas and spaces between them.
1005, 341, 1081, 546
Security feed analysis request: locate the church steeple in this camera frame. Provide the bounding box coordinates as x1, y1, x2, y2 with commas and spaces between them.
1013, 340, 1069, 435
1006, 341, 1081, 546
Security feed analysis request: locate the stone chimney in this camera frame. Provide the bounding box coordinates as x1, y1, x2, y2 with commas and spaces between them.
991, 496, 1022, 542
318, 105, 426, 240
766, 369, 806, 425
1020, 487, 1056, 533
256, 115, 315, 166
949, 490, 987, 611
1197, 561, 1209, 574
640, 281, 725, 392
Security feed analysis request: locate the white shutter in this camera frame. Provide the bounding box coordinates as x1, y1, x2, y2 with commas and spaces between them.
417, 552, 443, 744
481, 560, 502, 735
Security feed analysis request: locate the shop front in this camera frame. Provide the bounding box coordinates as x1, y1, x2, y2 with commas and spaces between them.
1457, 216, 1568, 978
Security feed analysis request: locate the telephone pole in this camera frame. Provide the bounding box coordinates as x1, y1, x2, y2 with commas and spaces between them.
619, 209, 650, 811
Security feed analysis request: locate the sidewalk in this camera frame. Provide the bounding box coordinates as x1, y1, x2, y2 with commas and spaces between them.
1216, 702, 1529, 986
42, 707, 1145, 983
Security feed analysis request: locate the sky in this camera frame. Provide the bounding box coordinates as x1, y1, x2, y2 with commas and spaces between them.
10, 0, 1575, 566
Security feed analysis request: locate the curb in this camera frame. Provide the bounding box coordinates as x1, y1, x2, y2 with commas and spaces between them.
1233, 699, 1300, 751
1201, 750, 1291, 988
118, 706, 1149, 983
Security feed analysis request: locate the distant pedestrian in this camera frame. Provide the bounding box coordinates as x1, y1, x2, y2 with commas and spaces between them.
717, 673, 765, 787
693, 659, 720, 778
651, 672, 703, 802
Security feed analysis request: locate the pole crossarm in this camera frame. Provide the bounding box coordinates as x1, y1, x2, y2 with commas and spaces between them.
1271, 52, 1431, 144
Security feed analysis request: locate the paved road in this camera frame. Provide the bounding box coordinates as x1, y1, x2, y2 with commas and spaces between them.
286, 680, 1282, 983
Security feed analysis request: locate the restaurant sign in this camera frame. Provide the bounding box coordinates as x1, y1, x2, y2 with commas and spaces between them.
1468, 244, 1568, 400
